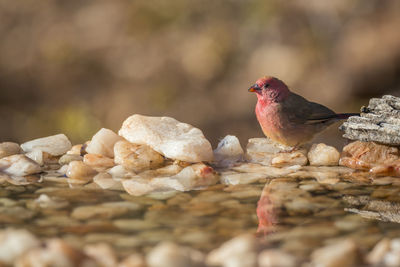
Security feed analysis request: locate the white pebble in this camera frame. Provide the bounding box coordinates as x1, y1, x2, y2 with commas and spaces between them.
0, 142, 21, 159
147, 242, 204, 267
308, 143, 340, 166
21, 134, 72, 156
86, 128, 123, 158
311, 239, 357, 267
214, 135, 244, 167
0, 154, 42, 176
258, 249, 297, 267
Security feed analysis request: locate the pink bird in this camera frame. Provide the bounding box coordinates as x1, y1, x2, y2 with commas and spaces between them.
248, 76, 358, 147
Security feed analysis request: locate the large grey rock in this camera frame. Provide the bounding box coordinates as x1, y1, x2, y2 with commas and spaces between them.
340, 95, 400, 145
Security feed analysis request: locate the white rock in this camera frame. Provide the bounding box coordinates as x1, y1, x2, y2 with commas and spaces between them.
311, 239, 357, 267
21, 134, 72, 156
147, 242, 204, 267
258, 249, 297, 267
114, 140, 164, 172
122, 163, 217, 196
66, 144, 83, 155
93, 173, 124, 191
308, 143, 340, 166
119, 115, 213, 162
34, 194, 69, 209
366, 238, 390, 265
206, 234, 258, 267
0, 154, 42, 176
119, 253, 146, 267
214, 135, 244, 167
108, 165, 134, 179
59, 154, 83, 165
83, 153, 115, 169
0, 142, 21, 159
84, 243, 118, 267
86, 128, 123, 158
0, 228, 40, 264
245, 138, 307, 167
220, 171, 266, 185
25, 149, 44, 166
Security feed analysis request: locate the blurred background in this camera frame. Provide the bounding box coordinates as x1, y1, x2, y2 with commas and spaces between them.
0, 0, 399, 148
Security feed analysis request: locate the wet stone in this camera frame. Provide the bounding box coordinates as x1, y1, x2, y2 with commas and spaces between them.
0, 142, 21, 159
213, 135, 244, 167
21, 134, 72, 156
308, 143, 340, 166
59, 154, 83, 165
86, 128, 123, 158
0, 154, 42, 176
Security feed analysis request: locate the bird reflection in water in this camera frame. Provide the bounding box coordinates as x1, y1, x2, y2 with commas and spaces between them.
256, 182, 279, 236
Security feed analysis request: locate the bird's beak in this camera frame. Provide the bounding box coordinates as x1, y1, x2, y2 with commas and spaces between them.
248, 84, 261, 92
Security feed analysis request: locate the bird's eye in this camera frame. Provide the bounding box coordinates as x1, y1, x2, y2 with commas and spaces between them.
264, 84, 270, 88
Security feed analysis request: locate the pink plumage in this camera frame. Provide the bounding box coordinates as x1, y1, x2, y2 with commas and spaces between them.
248, 76, 357, 147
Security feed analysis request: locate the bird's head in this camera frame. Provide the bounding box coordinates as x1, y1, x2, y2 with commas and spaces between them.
248, 76, 290, 103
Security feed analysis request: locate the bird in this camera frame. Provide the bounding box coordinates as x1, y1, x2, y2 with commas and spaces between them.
248, 76, 358, 147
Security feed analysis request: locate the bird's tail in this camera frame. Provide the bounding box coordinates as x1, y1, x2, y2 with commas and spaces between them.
335, 113, 360, 120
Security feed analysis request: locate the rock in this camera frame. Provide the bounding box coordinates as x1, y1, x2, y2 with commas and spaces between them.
83, 153, 115, 169
86, 128, 123, 158
340, 141, 400, 176
340, 95, 400, 145
0, 228, 40, 265
220, 171, 266, 185
67, 144, 83, 155
25, 149, 44, 166
71, 202, 141, 220
21, 134, 72, 156
59, 154, 83, 165
122, 163, 217, 196
0, 154, 42, 176
114, 140, 164, 172
213, 135, 244, 167
271, 150, 308, 167
146, 242, 204, 267
258, 249, 297, 267
107, 165, 135, 179
93, 173, 124, 190
311, 239, 358, 267
366, 238, 390, 265
206, 234, 258, 267
16, 238, 95, 267
84, 243, 118, 267
308, 143, 340, 166
245, 138, 307, 167
33, 194, 69, 209
383, 238, 400, 266
66, 161, 97, 183
0, 142, 21, 159
119, 114, 213, 162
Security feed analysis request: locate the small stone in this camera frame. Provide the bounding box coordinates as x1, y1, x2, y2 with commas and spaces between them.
311, 239, 358, 267
123, 163, 217, 196
258, 249, 297, 267
146, 242, 205, 267
59, 154, 83, 165
67, 144, 83, 155
0, 154, 41, 176
25, 149, 44, 166
271, 150, 308, 167
0, 142, 21, 159
119, 114, 213, 162
66, 161, 97, 183
308, 143, 340, 166
119, 253, 146, 267
21, 134, 72, 156
0, 228, 40, 265
33, 194, 69, 209
384, 252, 400, 267
214, 135, 244, 167
108, 165, 135, 178
206, 234, 258, 267
84, 243, 118, 267
366, 238, 390, 265
71, 202, 141, 220
83, 153, 115, 169
114, 140, 164, 172
86, 128, 123, 158
93, 173, 124, 190
220, 171, 266, 185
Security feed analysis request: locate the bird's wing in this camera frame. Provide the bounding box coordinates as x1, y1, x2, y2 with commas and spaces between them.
282, 93, 336, 124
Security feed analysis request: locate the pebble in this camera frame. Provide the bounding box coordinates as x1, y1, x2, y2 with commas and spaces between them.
311, 239, 358, 267
0, 228, 40, 265
214, 135, 244, 167
366, 238, 391, 265
0, 142, 21, 159
220, 171, 266, 185
83, 153, 115, 169
66, 161, 97, 183
258, 249, 297, 267
119, 253, 146, 267
84, 243, 118, 267
0, 154, 42, 176
119, 114, 213, 162
32, 194, 69, 209
93, 173, 124, 190
146, 241, 205, 267
308, 143, 340, 166
59, 154, 83, 165
67, 144, 83, 155
21, 134, 72, 156
85, 128, 123, 158
71, 201, 141, 220
271, 150, 308, 167
206, 234, 258, 267
114, 140, 164, 172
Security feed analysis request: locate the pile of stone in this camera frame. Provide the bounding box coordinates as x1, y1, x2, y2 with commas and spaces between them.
340, 95, 400, 177
0, 113, 347, 196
